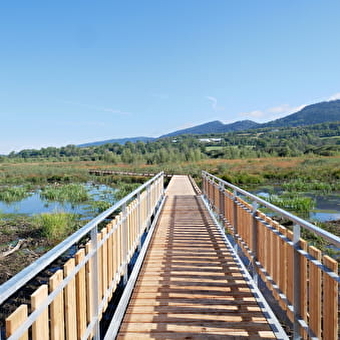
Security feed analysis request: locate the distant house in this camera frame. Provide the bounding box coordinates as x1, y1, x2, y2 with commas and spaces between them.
199, 138, 222, 143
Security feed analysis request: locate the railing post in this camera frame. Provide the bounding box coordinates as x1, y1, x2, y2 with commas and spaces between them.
251, 201, 259, 286
137, 192, 142, 252
293, 224, 301, 340
219, 181, 224, 222
147, 184, 151, 231
233, 190, 238, 235
122, 203, 128, 285
90, 225, 100, 340
232, 190, 239, 253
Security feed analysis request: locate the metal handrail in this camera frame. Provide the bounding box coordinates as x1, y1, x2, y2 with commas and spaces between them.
202, 170, 339, 339
202, 170, 340, 248
0, 171, 164, 305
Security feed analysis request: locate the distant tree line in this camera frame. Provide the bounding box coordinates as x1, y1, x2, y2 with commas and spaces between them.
1, 122, 339, 164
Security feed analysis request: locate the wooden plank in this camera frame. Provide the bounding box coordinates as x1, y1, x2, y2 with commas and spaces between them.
117, 332, 275, 339
64, 258, 77, 340
31, 284, 49, 340
308, 246, 321, 339
75, 249, 87, 339
5, 304, 28, 340
119, 321, 275, 334
50, 269, 65, 340
117, 176, 277, 339
322, 255, 338, 340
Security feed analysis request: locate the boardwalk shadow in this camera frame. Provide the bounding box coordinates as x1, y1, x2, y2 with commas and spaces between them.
143, 195, 275, 339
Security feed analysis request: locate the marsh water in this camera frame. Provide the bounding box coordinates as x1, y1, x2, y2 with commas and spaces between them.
0, 183, 116, 220
0, 182, 339, 223
251, 187, 340, 222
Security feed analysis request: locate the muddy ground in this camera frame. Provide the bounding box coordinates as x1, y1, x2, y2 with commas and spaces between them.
0, 219, 53, 285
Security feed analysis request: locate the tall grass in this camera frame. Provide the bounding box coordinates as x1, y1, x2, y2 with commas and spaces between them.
0, 186, 31, 203
264, 194, 315, 213
114, 183, 140, 201
34, 212, 78, 241
0, 163, 91, 185
40, 183, 89, 203
282, 178, 333, 193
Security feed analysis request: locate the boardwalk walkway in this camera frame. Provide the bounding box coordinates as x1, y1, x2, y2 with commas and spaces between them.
117, 176, 278, 339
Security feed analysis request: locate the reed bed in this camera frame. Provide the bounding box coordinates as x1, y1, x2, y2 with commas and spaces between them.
0, 186, 31, 203
40, 183, 89, 203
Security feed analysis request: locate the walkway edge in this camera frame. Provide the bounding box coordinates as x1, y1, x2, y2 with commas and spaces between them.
200, 195, 289, 340
103, 195, 167, 340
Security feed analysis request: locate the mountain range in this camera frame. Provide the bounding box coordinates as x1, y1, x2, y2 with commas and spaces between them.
78, 99, 340, 147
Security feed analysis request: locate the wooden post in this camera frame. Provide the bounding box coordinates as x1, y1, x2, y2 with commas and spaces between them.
49, 270, 65, 340
75, 249, 87, 339
309, 246, 321, 339
5, 305, 28, 340
323, 255, 338, 340
31, 285, 49, 340
64, 258, 77, 340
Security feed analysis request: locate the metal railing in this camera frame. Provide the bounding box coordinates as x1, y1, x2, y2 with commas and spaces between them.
0, 172, 165, 340
202, 171, 339, 340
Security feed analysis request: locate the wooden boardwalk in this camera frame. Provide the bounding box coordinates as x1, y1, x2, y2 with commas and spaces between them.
117, 175, 278, 339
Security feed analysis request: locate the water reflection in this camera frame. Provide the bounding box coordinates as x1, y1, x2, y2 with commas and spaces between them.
0, 183, 116, 219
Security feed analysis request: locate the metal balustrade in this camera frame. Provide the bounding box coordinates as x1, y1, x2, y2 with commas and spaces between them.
202, 170, 339, 340
0, 172, 165, 340
1, 170, 339, 340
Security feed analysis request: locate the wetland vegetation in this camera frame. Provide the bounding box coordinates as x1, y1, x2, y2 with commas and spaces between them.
0, 121, 339, 282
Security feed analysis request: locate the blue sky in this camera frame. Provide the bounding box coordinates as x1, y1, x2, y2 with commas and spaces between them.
1, 1, 340, 154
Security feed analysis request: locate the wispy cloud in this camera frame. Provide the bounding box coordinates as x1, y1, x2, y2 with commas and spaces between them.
61, 100, 131, 115
206, 96, 217, 110
102, 108, 130, 115
239, 104, 306, 122
206, 96, 225, 112
328, 92, 340, 101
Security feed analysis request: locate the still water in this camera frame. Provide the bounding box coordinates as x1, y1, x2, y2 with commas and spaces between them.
0, 183, 116, 219
252, 188, 340, 222
1, 183, 339, 223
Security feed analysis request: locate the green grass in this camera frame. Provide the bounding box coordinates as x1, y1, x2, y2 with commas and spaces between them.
34, 212, 79, 241
0, 186, 31, 203
114, 182, 141, 201
40, 183, 89, 203
205, 146, 224, 151
87, 200, 112, 213
263, 193, 315, 213
282, 178, 335, 193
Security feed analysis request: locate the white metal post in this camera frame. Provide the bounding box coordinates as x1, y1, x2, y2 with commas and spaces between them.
293, 224, 301, 340
90, 225, 100, 340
